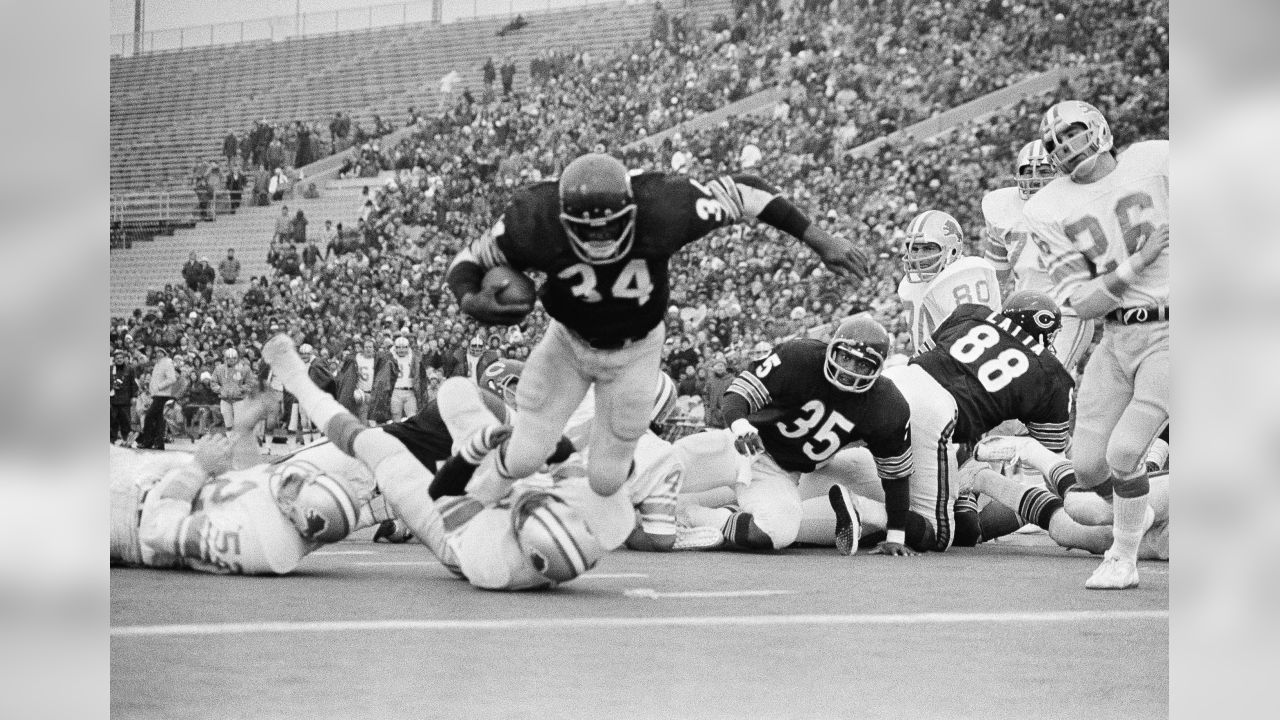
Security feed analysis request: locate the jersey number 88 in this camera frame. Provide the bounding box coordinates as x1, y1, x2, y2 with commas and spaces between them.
948, 324, 1029, 392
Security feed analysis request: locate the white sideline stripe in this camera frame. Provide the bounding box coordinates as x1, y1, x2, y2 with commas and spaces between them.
352, 561, 437, 566
624, 589, 793, 599
111, 610, 1167, 638
578, 573, 649, 580
312, 550, 377, 556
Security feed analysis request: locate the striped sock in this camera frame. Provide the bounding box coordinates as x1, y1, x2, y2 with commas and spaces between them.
1016, 487, 1065, 531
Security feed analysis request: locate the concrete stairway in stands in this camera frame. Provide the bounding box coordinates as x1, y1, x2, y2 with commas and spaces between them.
109, 178, 369, 318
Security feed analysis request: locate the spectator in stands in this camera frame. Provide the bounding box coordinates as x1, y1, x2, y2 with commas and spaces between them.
197, 257, 216, 302
652, 2, 671, 44
226, 166, 245, 210
497, 14, 528, 38
218, 248, 241, 287
137, 347, 176, 450
292, 209, 308, 244
110, 348, 137, 445
301, 239, 321, 279
500, 56, 516, 97
387, 336, 422, 421
702, 355, 735, 428
194, 176, 214, 220
269, 167, 289, 202
482, 57, 496, 91
181, 252, 203, 295
273, 205, 292, 243
222, 131, 239, 167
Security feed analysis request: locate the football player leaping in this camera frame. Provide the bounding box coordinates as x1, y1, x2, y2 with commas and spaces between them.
1024, 100, 1169, 590
982, 140, 1095, 375
898, 209, 1002, 355
446, 153, 868, 504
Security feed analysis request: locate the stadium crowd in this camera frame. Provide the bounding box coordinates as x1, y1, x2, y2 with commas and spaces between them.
111, 0, 1167, 443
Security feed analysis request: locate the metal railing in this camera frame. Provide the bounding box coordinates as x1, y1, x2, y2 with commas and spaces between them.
111, 0, 617, 57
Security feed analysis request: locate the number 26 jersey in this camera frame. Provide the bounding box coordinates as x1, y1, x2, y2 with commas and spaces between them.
911, 304, 1073, 448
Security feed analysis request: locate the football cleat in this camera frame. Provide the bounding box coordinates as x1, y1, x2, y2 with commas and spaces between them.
1085, 550, 1140, 590
829, 485, 862, 556
372, 519, 414, 544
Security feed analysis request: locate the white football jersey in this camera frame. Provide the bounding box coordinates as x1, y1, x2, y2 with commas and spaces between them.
898, 256, 1002, 354
982, 186, 1052, 295
1024, 140, 1169, 308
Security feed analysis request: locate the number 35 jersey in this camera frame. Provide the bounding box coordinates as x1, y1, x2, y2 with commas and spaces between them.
898, 256, 1001, 355
912, 304, 1073, 449
728, 339, 914, 475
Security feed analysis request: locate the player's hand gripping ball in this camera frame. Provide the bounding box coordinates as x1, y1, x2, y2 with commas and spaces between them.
482, 265, 537, 305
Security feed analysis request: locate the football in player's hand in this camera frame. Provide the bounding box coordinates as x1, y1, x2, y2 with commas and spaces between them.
482, 266, 537, 305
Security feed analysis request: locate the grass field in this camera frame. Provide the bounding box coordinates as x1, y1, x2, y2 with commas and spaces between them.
111, 525, 1168, 720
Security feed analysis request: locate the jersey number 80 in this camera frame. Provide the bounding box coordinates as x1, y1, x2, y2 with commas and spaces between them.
948, 324, 1029, 392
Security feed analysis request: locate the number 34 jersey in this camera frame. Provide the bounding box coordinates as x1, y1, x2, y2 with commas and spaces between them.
728, 339, 914, 475
912, 304, 1074, 449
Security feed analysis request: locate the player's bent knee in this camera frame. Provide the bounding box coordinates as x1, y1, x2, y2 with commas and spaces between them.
745, 508, 800, 550
1105, 442, 1150, 482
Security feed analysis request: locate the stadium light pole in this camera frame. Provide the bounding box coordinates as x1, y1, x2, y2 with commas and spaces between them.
134, 0, 144, 55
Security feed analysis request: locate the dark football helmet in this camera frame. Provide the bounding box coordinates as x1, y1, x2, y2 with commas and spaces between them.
1002, 290, 1062, 346
558, 153, 637, 265
824, 314, 891, 393
479, 358, 523, 409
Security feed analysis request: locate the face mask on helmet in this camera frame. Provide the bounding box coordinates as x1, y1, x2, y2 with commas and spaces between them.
270, 461, 359, 545
1040, 101, 1113, 180
510, 490, 604, 583
1015, 140, 1056, 200
559, 154, 637, 265
901, 210, 963, 283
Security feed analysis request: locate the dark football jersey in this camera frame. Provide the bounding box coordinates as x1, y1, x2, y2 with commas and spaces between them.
380, 392, 510, 472
726, 339, 913, 474
473, 173, 776, 347
912, 303, 1073, 449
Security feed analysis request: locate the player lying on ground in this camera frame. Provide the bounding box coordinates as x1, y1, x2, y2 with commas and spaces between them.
262, 333, 613, 590
109, 393, 372, 575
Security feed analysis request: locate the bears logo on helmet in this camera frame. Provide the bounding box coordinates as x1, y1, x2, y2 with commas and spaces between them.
480, 358, 523, 408
1002, 290, 1062, 346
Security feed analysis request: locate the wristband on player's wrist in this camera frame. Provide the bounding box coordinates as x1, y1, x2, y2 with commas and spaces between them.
1114, 258, 1141, 285
885, 529, 906, 546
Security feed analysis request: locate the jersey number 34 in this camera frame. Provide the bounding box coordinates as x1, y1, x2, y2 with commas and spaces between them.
559, 259, 653, 305
948, 324, 1029, 392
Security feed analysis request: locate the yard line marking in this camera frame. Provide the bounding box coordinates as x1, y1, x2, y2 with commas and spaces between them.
111, 610, 1167, 638
577, 573, 649, 580
624, 589, 793, 599
311, 550, 377, 556
352, 561, 437, 566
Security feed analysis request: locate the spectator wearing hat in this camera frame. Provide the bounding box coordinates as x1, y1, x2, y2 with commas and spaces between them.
110, 348, 138, 444
137, 347, 176, 449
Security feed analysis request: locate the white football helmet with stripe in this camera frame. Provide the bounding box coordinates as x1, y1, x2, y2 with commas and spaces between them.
270, 460, 360, 545
902, 209, 964, 283
1040, 100, 1113, 179
1015, 140, 1057, 200
511, 490, 604, 583
650, 370, 679, 426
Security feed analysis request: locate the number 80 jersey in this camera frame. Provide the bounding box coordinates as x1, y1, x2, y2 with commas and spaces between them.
911, 304, 1074, 448
729, 339, 914, 474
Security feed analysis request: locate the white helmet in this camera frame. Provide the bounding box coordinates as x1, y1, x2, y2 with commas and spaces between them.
1040, 100, 1113, 179
270, 460, 360, 544
902, 210, 964, 283
511, 490, 604, 583
1014, 140, 1057, 200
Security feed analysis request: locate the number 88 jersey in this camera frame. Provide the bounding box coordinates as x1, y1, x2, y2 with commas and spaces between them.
911, 304, 1074, 448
